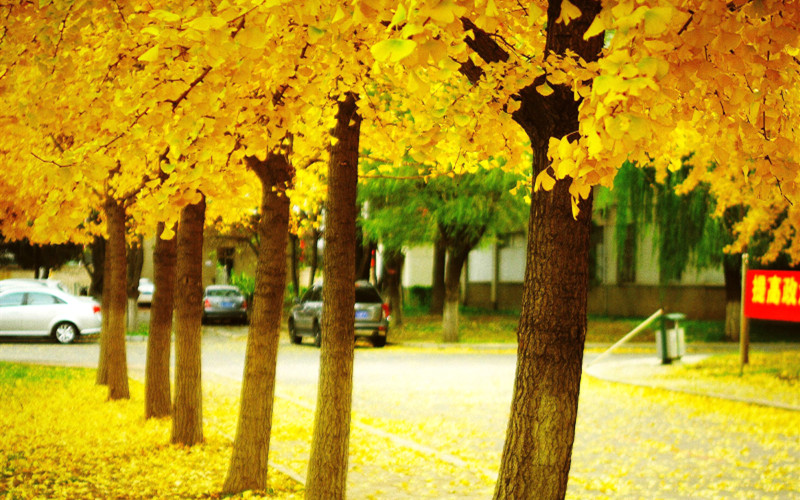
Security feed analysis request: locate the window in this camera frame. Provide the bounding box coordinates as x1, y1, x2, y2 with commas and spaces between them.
26, 292, 62, 305
616, 223, 637, 284
0, 293, 24, 307
218, 247, 235, 281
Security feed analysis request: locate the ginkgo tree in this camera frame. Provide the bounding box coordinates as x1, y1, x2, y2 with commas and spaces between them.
3, 1, 799, 500
358, 0, 799, 497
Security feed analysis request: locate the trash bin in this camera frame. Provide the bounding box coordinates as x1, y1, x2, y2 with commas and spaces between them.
657, 313, 686, 364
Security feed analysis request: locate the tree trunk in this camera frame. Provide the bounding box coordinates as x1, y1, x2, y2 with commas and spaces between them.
86, 236, 106, 298
442, 246, 469, 343
96, 235, 111, 386
290, 233, 300, 298
305, 92, 361, 500
145, 222, 177, 419
723, 254, 742, 341
382, 249, 404, 328
430, 236, 446, 315
223, 153, 292, 493
172, 197, 206, 446
308, 226, 320, 288
103, 197, 130, 400
463, 1, 603, 498
126, 236, 144, 333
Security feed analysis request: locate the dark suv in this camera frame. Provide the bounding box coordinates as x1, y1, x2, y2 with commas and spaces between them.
287, 280, 390, 347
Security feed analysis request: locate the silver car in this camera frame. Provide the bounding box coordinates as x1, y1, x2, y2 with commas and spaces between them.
0, 286, 102, 344
288, 280, 390, 347
202, 285, 248, 324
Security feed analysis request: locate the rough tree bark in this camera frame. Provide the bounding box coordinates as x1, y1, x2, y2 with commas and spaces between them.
458, 1, 603, 497
305, 92, 361, 500
102, 197, 130, 400
222, 152, 292, 494
145, 222, 177, 419
429, 236, 446, 315
172, 197, 206, 446
471, 2, 604, 498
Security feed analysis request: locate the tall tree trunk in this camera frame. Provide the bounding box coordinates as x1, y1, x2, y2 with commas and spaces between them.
382, 249, 405, 328
305, 92, 361, 500
145, 222, 177, 419
458, 1, 603, 498
308, 226, 320, 288
86, 236, 106, 298
172, 197, 206, 446
355, 235, 374, 281
290, 233, 300, 298
723, 253, 742, 341
103, 197, 130, 400
430, 236, 446, 315
442, 246, 469, 343
126, 236, 144, 333
223, 153, 292, 494
96, 235, 111, 386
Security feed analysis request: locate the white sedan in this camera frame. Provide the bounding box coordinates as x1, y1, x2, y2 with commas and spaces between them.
0, 286, 101, 344
138, 278, 154, 305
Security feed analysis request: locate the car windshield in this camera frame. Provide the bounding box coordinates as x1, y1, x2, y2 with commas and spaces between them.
207, 289, 241, 298
355, 287, 382, 303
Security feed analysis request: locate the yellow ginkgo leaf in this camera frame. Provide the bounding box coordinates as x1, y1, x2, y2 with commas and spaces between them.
556, 0, 581, 26
583, 15, 605, 40
536, 82, 554, 96
138, 45, 159, 62
371, 39, 417, 63
534, 169, 556, 191
643, 7, 673, 36
187, 15, 227, 32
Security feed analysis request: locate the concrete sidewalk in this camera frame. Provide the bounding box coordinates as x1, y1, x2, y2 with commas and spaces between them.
583, 344, 800, 412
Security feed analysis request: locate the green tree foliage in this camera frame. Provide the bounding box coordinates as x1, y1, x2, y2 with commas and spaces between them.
602, 161, 728, 284
0, 237, 83, 278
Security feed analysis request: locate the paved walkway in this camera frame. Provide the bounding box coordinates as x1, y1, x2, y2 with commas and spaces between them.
584, 343, 800, 412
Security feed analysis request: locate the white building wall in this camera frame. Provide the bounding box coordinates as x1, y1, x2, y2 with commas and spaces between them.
499, 233, 527, 283
468, 246, 494, 282
403, 245, 434, 287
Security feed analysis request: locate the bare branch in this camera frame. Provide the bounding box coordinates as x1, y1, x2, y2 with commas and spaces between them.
31, 152, 73, 168
167, 66, 212, 111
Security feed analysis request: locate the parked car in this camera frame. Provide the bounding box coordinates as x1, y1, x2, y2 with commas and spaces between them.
287, 280, 390, 347
137, 278, 154, 305
0, 286, 101, 344
0, 278, 70, 294
202, 285, 248, 324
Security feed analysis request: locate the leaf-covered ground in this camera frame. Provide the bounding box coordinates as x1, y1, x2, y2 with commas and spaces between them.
1, 348, 798, 499
0, 364, 302, 499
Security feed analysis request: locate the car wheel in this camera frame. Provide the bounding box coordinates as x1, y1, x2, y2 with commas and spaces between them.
53, 322, 78, 344
372, 334, 386, 348
313, 322, 321, 348
288, 320, 302, 345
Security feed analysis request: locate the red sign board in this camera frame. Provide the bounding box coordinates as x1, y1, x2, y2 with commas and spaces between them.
744, 270, 800, 322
